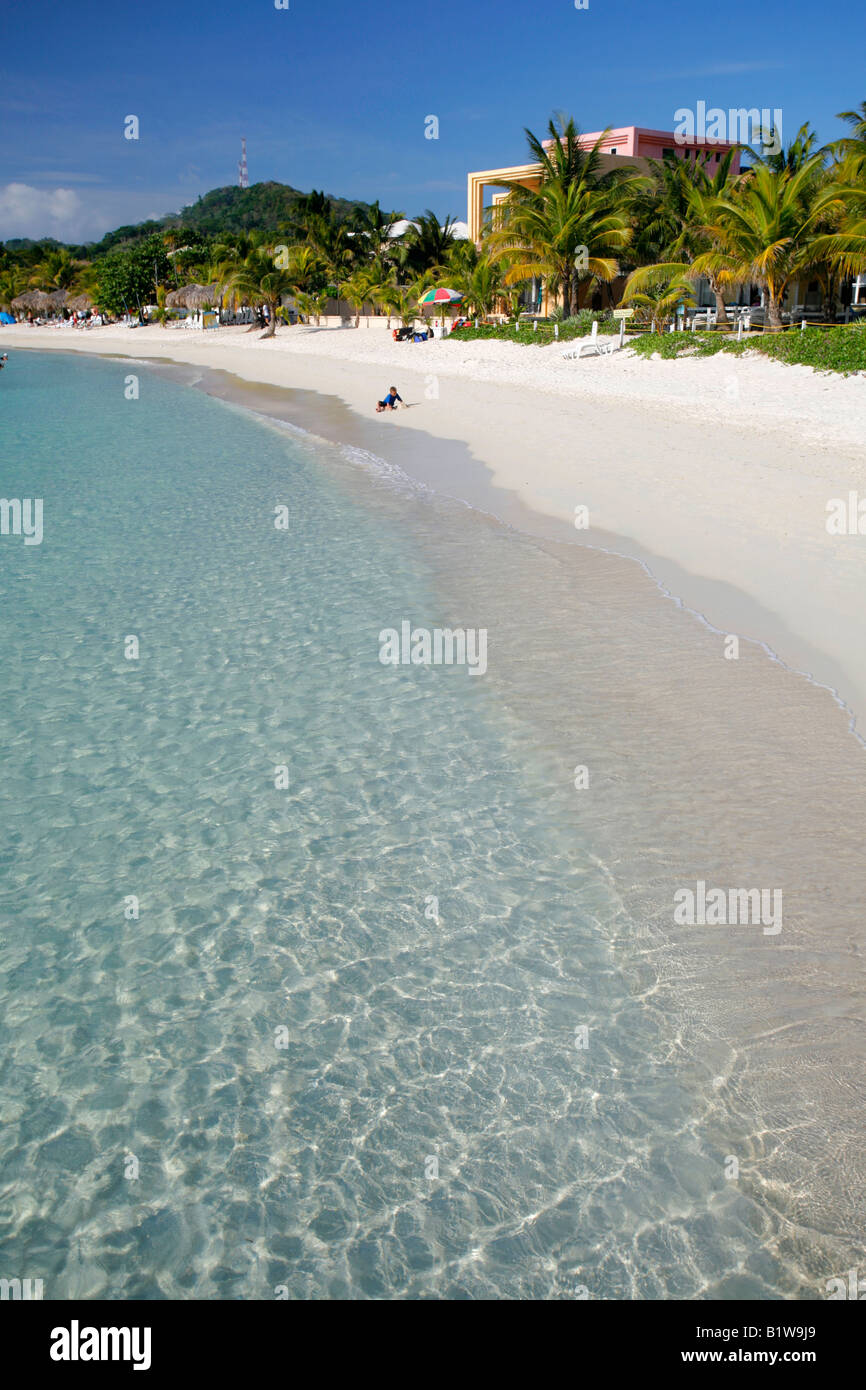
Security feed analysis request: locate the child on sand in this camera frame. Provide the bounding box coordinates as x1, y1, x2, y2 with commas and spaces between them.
376, 386, 402, 413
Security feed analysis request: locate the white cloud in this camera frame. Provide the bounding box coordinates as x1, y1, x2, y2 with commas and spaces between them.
0, 182, 199, 243
0, 183, 84, 239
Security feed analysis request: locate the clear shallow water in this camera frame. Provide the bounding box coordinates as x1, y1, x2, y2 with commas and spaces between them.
1, 349, 863, 1300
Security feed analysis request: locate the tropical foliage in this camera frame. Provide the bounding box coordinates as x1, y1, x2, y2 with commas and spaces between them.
3, 98, 866, 345
487, 115, 635, 317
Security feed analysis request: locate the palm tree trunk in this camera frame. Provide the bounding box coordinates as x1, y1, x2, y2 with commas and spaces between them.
711, 280, 729, 327
260, 300, 277, 338
822, 275, 837, 322
766, 287, 783, 332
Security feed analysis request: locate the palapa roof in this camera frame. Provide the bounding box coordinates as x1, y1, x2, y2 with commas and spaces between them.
11, 289, 52, 311
166, 283, 222, 310
184, 283, 222, 309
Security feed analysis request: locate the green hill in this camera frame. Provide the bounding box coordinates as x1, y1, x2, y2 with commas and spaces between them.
167, 182, 372, 234
79, 182, 379, 258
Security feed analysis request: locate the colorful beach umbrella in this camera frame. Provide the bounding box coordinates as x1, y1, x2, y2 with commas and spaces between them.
418, 287, 463, 305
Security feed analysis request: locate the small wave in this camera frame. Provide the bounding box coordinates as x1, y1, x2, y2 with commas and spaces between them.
337, 443, 433, 497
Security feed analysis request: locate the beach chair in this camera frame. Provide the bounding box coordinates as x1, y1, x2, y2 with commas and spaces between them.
562, 320, 603, 359
692, 309, 715, 330
562, 319, 624, 360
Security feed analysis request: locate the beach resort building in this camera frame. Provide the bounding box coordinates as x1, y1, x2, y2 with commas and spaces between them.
467, 124, 849, 320
467, 125, 744, 315
467, 125, 742, 246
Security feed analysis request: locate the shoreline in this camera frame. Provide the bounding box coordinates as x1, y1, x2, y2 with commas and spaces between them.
6, 321, 866, 737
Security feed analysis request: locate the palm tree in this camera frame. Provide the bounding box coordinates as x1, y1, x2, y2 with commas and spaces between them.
621, 271, 696, 333
757, 122, 822, 176
487, 114, 634, 316
629, 153, 695, 269
447, 236, 479, 278
295, 290, 329, 326
696, 156, 846, 329
450, 252, 503, 319
377, 277, 431, 329
402, 210, 457, 277
489, 178, 630, 317
809, 169, 866, 283
521, 112, 639, 200
278, 244, 321, 313
349, 200, 403, 274
30, 248, 78, 290
833, 101, 866, 160
362, 270, 401, 327
813, 107, 866, 281
221, 253, 295, 338
304, 213, 354, 285
625, 149, 741, 326
0, 265, 28, 308
338, 267, 376, 326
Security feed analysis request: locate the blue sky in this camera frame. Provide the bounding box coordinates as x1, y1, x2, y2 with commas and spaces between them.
0, 0, 863, 243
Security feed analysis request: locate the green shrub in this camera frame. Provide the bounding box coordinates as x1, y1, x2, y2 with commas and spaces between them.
628, 322, 866, 375
449, 311, 619, 346
629, 332, 734, 360
752, 321, 866, 374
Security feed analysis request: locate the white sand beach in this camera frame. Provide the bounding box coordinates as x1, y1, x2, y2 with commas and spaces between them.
8, 320, 866, 735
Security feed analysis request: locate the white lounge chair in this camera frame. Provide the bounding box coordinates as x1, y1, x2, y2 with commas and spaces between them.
562, 319, 624, 360
562, 320, 604, 359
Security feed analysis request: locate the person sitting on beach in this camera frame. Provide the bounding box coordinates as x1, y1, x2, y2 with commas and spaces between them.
376, 386, 403, 413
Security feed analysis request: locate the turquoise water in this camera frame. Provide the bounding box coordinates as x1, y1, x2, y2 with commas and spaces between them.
0, 349, 861, 1299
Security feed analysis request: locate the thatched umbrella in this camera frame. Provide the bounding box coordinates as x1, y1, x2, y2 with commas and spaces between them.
67, 293, 93, 313
45, 288, 68, 315
184, 284, 222, 311
11, 290, 51, 315
166, 283, 222, 311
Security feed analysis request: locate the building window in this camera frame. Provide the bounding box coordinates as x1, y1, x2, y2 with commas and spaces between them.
662, 148, 675, 159
610, 147, 617, 154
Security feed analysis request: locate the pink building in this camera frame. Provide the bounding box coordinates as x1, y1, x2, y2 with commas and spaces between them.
568, 125, 741, 169
467, 125, 741, 243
